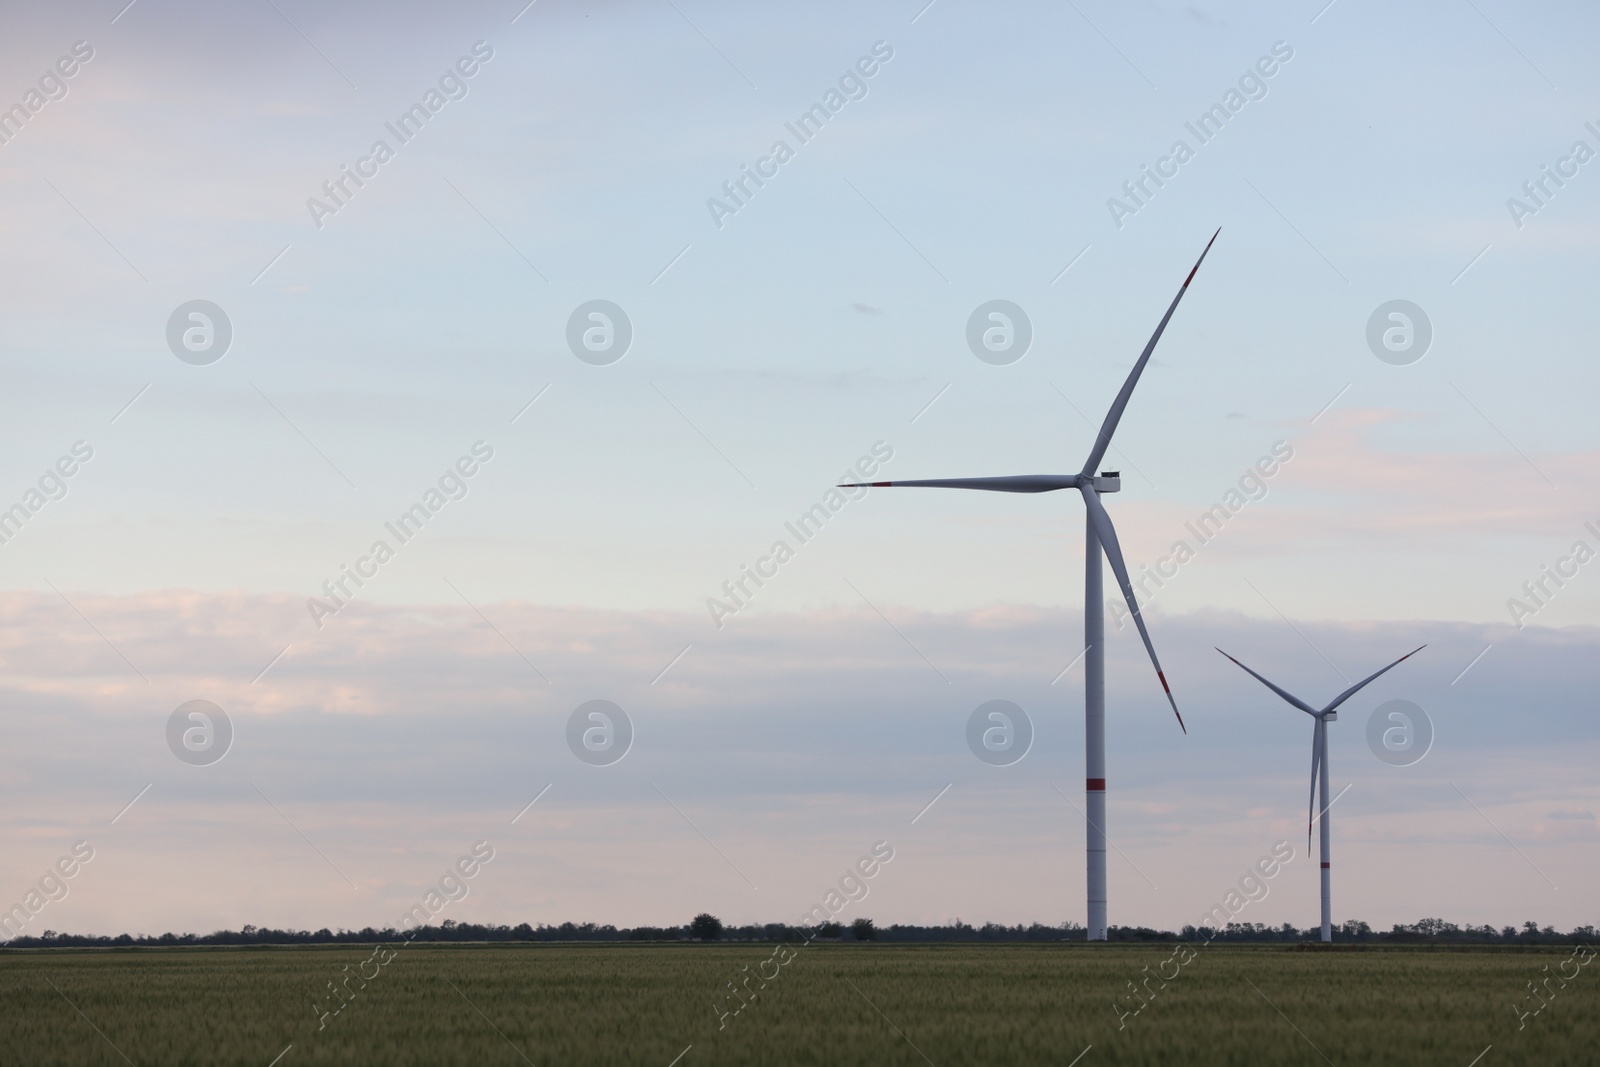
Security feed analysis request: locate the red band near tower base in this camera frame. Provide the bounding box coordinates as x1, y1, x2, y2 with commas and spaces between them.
1086, 778, 1106, 791
1320, 862, 1330, 868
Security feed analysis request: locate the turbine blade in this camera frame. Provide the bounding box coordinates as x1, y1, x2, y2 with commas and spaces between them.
1214, 648, 1317, 715
836, 475, 1082, 493
1308, 718, 1323, 852
1321, 645, 1426, 714
1081, 487, 1185, 733
1081, 228, 1220, 478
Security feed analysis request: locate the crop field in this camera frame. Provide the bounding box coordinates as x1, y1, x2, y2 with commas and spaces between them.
2, 943, 1593, 1066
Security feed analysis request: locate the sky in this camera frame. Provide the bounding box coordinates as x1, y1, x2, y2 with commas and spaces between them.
0, 0, 1596, 940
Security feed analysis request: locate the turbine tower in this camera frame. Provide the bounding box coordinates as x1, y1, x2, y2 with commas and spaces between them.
1216, 645, 1424, 941
841, 230, 1219, 940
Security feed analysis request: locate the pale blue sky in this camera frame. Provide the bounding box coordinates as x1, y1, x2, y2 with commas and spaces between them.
0, 0, 1595, 935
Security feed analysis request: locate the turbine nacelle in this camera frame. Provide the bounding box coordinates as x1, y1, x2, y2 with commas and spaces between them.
1093, 471, 1121, 493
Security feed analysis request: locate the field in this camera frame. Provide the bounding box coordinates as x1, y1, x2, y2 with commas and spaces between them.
2, 942, 1593, 1065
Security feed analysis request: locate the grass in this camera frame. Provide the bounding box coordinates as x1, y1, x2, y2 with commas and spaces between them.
1, 942, 1593, 1065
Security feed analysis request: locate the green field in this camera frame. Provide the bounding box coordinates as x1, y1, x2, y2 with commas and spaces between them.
2, 943, 1593, 1065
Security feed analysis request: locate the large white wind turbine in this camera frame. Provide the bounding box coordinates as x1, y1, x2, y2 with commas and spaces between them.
841, 230, 1219, 941
1216, 644, 1424, 942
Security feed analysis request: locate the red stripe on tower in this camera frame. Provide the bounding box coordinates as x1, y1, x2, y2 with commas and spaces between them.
1320, 862, 1330, 868
1086, 778, 1106, 791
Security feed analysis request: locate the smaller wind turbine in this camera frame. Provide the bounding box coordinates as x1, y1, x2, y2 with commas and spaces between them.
1216, 644, 1424, 942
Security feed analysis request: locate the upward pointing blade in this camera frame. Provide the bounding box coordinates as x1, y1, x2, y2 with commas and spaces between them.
1081, 228, 1220, 478
1080, 486, 1185, 732
1214, 648, 1317, 715
835, 475, 1082, 493
1320, 645, 1427, 714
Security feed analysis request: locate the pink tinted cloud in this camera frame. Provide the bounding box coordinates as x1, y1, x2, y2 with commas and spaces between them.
1111, 407, 1598, 563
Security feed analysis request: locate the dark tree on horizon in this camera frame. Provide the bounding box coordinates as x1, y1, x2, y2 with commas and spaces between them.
690, 913, 723, 940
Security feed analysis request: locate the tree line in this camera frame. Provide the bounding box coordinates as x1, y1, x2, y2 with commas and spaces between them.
2, 916, 1592, 949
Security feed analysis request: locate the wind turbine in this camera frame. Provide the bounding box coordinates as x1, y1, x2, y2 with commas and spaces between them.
841, 230, 1219, 941
1216, 644, 1424, 942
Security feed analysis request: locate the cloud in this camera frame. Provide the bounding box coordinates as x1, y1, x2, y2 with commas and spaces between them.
2, 589, 1596, 934
1530, 808, 1600, 841
1114, 407, 1600, 553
